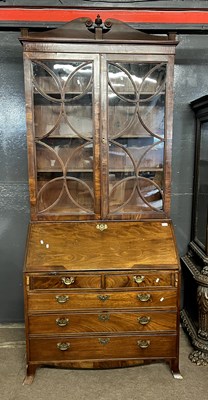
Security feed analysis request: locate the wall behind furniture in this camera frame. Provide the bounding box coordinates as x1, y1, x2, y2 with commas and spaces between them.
0, 31, 207, 322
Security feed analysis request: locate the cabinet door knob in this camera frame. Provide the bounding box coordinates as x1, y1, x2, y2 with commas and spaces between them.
61, 277, 75, 286
138, 316, 151, 325
134, 275, 145, 284
137, 340, 150, 349
137, 293, 151, 302
56, 318, 69, 327
57, 342, 70, 351
55, 295, 69, 304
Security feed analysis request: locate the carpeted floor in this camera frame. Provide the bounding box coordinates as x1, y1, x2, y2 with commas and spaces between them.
0, 324, 207, 400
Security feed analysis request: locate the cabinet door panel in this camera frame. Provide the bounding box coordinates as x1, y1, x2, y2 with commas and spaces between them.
29, 56, 100, 219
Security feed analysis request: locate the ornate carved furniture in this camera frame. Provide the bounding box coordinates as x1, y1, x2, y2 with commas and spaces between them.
181, 95, 208, 366
20, 16, 180, 383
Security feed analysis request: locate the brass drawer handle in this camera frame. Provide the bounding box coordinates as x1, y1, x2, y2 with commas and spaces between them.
56, 318, 69, 327
137, 293, 151, 302
138, 316, 151, 325
98, 314, 110, 322
137, 340, 150, 349
98, 338, 110, 345
134, 275, 145, 284
98, 295, 110, 302
57, 342, 70, 351
55, 295, 69, 304
61, 277, 75, 286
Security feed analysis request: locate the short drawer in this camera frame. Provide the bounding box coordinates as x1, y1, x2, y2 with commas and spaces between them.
29, 335, 177, 362
27, 290, 177, 311
28, 311, 177, 334
105, 272, 175, 289
28, 274, 101, 290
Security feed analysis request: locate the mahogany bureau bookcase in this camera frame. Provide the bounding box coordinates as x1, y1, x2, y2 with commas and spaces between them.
20, 16, 180, 383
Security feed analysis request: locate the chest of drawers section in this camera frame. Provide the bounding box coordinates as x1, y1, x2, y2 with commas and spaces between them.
24, 269, 180, 379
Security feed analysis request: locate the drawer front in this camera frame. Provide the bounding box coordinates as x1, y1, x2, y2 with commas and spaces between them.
29, 275, 101, 290
29, 335, 177, 362
29, 311, 177, 334
27, 290, 177, 311
105, 272, 174, 289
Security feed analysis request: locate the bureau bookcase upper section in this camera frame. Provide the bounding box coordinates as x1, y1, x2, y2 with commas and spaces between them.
20, 17, 177, 221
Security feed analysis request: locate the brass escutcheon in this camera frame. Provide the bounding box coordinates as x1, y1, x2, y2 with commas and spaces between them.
134, 275, 145, 284
98, 295, 110, 302
56, 318, 69, 327
57, 342, 70, 351
98, 338, 110, 345
137, 340, 150, 349
98, 314, 110, 322
61, 277, 75, 286
96, 223, 108, 232
55, 295, 69, 304
137, 293, 151, 302
138, 316, 151, 325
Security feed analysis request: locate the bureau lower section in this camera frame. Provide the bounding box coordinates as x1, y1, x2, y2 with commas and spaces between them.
24, 269, 180, 382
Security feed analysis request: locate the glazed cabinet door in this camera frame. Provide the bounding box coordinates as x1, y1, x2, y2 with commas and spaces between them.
24, 53, 101, 220
100, 54, 174, 220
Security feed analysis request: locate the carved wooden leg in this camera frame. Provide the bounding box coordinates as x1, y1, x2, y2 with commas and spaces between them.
23, 364, 37, 385
170, 359, 183, 379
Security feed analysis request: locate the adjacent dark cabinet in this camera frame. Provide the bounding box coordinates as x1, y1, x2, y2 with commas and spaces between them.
181, 95, 208, 366
20, 17, 180, 383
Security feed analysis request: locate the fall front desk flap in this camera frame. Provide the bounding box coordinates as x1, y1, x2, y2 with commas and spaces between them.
25, 221, 179, 272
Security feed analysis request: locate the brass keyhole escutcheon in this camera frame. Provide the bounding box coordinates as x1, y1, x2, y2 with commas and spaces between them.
96, 223, 108, 232
98, 314, 110, 322
98, 338, 110, 345
98, 295, 110, 302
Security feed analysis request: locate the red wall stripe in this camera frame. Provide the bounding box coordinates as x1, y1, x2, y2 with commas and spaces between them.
0, 9, 208, 24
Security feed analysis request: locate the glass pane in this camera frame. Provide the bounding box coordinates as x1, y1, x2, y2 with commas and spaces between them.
33, 60, 94, 216
107, 62, 166, 214
195, 121, 208, 248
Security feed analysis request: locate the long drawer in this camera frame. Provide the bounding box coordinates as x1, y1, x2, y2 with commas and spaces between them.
27, 290, 177, 311
29, 335, 177, 362
28, 311, 177, 334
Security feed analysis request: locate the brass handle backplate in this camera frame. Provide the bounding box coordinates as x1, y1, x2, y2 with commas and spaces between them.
56, 295, 69, 304
61, 277, 75, 286
137, 293, 151, 302
98, 295, 110, 302
138, 316, 151, 325
134, 275, 145, 284
57, 342, 70, 351
56, 318, 69, 327
96, 223, 108, 231
98, 314, 110, 322
137, 340, 150, 349
98, 338, 110, 345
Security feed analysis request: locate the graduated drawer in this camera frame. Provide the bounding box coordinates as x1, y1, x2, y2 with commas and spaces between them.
29, 335, 177, 362
105, 272, 175, 289
28, 274, 101, 290
28, 311, 177, 334
27, 290, 177, 311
